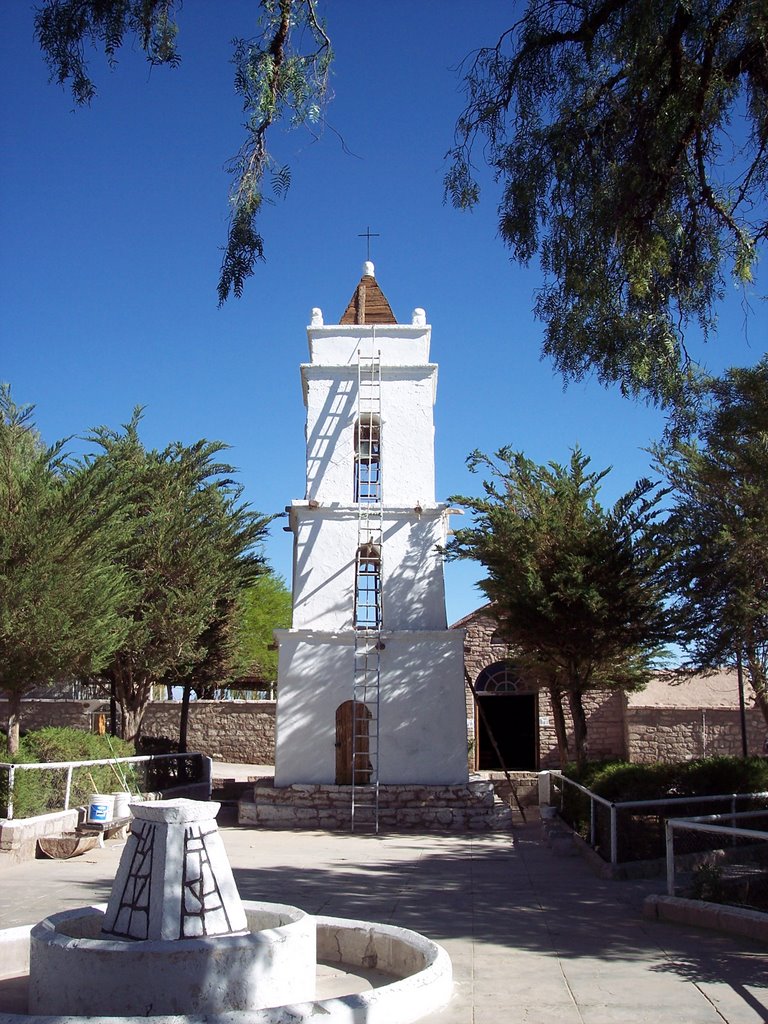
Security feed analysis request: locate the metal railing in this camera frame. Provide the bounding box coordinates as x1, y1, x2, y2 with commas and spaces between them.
665, 810, 768, 908
542, 770, 768, 865
0, 752, 210, 820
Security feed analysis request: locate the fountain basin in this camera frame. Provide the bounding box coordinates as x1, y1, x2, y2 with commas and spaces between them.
1, 910, 452, 1024
29, 901, 315, 1016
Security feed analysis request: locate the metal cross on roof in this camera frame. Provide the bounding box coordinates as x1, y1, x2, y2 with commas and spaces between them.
358, 226, 380, 261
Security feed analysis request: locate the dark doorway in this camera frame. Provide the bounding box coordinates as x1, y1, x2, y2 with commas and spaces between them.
477, 693, 537, 770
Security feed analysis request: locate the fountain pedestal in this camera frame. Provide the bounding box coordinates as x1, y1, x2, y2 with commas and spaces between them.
28, 800, 315, 1016
101, 799, 247, 940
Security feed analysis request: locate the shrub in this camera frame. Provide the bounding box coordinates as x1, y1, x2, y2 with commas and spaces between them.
678, 757, 768, 796
689, 863, 727, 904
1, 727, 136, 819
564, 756, 768, 803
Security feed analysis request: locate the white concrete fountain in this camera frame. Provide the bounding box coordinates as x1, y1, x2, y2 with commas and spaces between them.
0, 798, 453, 1023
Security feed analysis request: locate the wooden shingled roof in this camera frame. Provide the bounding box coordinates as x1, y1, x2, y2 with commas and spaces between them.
340, 272, 397, 325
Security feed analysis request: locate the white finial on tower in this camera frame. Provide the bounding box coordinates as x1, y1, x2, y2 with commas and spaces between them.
412, 308, 426, 326
363, 260, 375, 278
311, 307, 324, 326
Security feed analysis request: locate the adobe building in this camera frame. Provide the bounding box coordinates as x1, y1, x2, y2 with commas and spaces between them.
457, 604, 766, 770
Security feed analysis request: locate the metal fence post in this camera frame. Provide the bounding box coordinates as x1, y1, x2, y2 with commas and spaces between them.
64, 765, 73, 810
665, 820, 675, 896
7, 764, 15, 821
590, 793, 596, 846
538, 771, 552, 806
610, 803, 618, 864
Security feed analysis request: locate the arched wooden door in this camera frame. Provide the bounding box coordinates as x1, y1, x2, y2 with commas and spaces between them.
335, 700, 372, 785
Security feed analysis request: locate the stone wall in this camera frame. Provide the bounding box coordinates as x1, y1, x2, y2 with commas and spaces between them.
527, 688, 627, 768
0, 700, 97, 734
5, 687, 765, 773
240, 779, 512, 831
0, 699, 276, 765
142, 701, 276, 763
626, 706, 765, 762
461, 608, 510, 691
458, 607, 627, 768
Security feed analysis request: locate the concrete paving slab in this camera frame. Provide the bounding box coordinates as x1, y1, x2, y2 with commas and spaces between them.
0, 811, 766, 1023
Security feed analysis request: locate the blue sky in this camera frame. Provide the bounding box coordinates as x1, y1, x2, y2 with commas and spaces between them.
1, 2, 765, 626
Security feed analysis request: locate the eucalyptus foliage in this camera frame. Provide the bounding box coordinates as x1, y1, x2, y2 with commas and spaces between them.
446, 447, 672, 766
34, 0, 331, 305
446, 0, 767, 405
34, 0, 181, 105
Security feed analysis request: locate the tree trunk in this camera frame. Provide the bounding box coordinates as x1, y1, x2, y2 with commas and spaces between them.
548, 686, 571, 769
120, 704, 146, 747
5, 690, 22, 756
109, 679, 118, 737
566, 689, 589, 770
111, 665, 152, 750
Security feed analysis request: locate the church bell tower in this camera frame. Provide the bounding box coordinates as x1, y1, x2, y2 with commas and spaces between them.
273, 262, 468, 823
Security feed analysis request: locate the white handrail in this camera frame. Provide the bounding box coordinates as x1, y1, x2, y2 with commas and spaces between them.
544, 770, 768, 865
0, 752, 205, 820
665, 812, 768, 896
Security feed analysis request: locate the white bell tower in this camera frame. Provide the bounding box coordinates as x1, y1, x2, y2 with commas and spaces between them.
274, 263, 468, 803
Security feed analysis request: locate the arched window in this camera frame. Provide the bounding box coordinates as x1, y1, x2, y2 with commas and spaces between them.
355, 542, 381, 628
354, 413, 381, 503
474, 662, 520, 694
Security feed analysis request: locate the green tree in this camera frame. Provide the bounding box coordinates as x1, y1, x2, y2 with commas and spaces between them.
0, 386, 130, 754
657, 358, 768, 724
84, 411, 272, 744
237, 572, 292, 696
34, 0, 331, 304
176, 573, 291, 700
446, 0, 767, 405
446, 447, 672, 767
173, 573, 290, 750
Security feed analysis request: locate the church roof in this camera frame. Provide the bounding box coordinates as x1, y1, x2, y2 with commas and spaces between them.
340, 261, 397, 325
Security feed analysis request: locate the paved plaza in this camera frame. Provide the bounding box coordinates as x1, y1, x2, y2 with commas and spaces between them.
0, 811, 766, 1023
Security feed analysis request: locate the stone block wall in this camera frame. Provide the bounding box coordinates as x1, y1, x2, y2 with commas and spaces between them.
461, 609, 511, 697
626, 706, 765, 762
239, 779, 512, 831
580, 690, 628, 762
0, 699, 276, 765
0, 700, 97, 734
533, 688, 627, 768
142, 701, 276, 763
4, 693, 764, 774
458, 606, 628, 768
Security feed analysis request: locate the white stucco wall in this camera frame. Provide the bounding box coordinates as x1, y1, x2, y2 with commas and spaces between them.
274, 302, 466, 788
306, 324, 431, 366
274, 630, 468, 786
290, 505, 449, 631
302, 366, 437, 505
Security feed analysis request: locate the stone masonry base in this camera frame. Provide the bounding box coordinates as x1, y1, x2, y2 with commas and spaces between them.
238, 778, 512, 831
